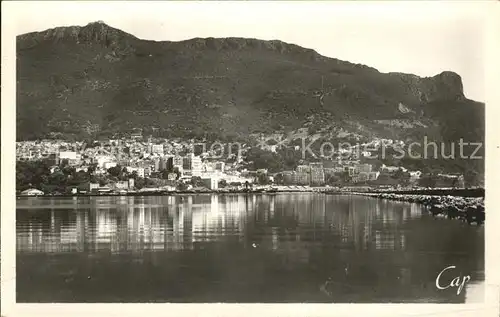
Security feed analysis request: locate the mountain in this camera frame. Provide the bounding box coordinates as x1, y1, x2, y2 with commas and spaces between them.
16, 22, 484, 178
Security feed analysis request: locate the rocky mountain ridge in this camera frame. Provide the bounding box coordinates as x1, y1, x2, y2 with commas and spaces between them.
17, 21, 483, 149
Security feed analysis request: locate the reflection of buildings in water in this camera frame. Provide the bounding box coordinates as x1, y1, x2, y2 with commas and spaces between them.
349, 199, 357, 247
403, 206, 410, 220
191, 195, 245, 243
410, 203, 421, 219
271, 227, 279, 250
16, 198, 192, 254
183, 201, 194, 250
46, 211, 61, 252
363, 203, 374, 250
374, 230, 406, 250
400, 233, 406, 250
127, 206, 135, 244
271, 230, 310, 266
96, 211, 117, 248
211, 194, 219, 216
115, 210, 129, 252
60, 216, 78, 247
50, 210, 55, 232
166, 196, 175, 206
174, 207, 184, 249
160, 199, 194, 251
17, 224, 42, 252
151, 209, 165, 250
375, 201, 382, 218
346, 197, 375, 250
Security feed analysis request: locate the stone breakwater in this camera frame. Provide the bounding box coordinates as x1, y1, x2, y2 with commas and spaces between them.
355, 193, 485, 225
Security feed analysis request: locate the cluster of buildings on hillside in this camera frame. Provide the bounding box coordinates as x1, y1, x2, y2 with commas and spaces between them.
16, 138, 253, 192
278, 161, 464, 188
281, 162, 382, 186
16, 136, 467, 195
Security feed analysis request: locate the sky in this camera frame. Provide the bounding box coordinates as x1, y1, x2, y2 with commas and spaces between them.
7, 1, 487, 101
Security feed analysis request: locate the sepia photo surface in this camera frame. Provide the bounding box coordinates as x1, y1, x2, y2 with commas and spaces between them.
2, 1, 500, 316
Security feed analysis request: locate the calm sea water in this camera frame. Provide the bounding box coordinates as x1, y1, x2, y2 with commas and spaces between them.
16, 193, 484, 303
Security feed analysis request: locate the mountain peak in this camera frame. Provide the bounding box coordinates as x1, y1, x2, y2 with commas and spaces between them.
17, 21, 136, 49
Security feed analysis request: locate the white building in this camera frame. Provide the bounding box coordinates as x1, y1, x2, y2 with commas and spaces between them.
95, 155, 115, 168
409, 171, 422, 180
59, 151, 78, 160
20, 188, 44, 196
126, 167, 145, 178
104, 162, 117, 169
380, 164, 400, 173
151, 144, 164, 155
192, 155, 202, 177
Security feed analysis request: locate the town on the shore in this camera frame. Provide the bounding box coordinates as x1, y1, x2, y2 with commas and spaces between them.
16, 133, 474, 197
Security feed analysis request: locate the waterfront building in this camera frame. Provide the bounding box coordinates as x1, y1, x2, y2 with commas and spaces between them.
323, 168, 336, 179
295, 165, 310, 185
368, 172, 380, 181
344, 166, 356, 176
201, 177, 219, 190
380, 164, 400, 173
114, 181, 129, 190
409, 171, 422, 181
353, 172, 369, 183
173, 155, 183, 171
309, 162, 325, 186
20, 188, 44, 196
355, 163, 373, 174
435, 174, 465, 188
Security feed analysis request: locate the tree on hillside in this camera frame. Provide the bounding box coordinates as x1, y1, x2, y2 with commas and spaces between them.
177, 182, 188, 191
107, 166, 122, 177
191, 176, 204, 187
274, 173, 284, 185
257, 174, 269, 185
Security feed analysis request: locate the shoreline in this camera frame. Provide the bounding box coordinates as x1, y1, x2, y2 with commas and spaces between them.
351, 191, 485, 225
16, 188, 486, 225
364, 187, 484, 198
16, 189, 317, 198
17, 187, 484, 198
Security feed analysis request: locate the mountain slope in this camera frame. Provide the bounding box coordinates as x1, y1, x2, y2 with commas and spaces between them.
17, 21, 484, 147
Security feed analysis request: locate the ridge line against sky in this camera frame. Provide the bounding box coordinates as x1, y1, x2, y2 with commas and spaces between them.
9, 1, 486, 101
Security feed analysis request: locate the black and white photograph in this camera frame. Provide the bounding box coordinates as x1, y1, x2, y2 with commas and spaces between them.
2, 1, 499, 315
